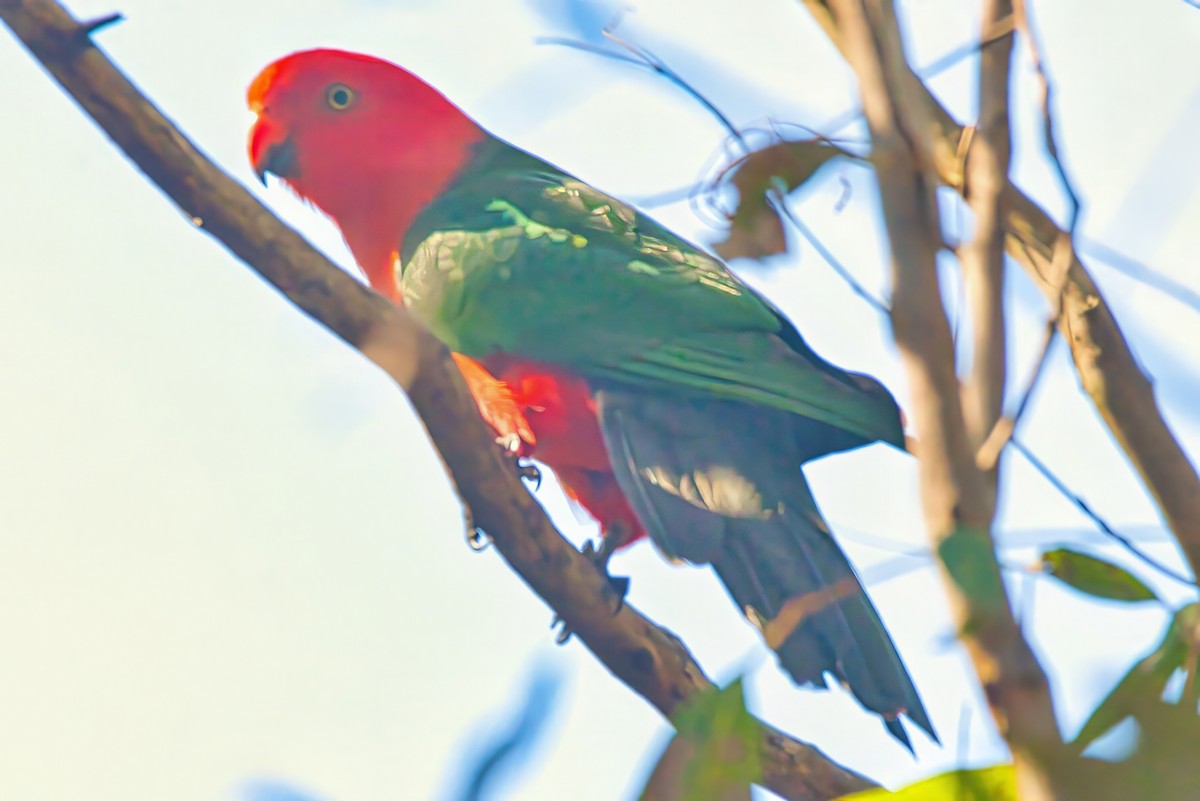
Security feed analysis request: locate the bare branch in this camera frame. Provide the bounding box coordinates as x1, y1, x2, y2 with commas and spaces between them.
0, 1, 876, 797
1003, 186, 1200, 578
781, 196, 1191, 591
970, 1, 1079, 483
959, 0, 1014, 517
816, 0, 1063, 794
976, 317, 1056, 472
1016, 0, 1082, 247
801, 0, 1200, 589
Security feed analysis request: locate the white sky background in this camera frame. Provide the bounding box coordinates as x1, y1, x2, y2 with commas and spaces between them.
2, 0, 1199, 799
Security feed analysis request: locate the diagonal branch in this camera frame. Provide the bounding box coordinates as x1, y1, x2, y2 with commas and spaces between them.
1000, 188, 1200, 579
0, 1, 875, 798
818, 0, 1062, 796
800, 0, 1200, 580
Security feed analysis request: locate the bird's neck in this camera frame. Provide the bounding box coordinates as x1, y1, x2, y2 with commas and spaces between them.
328, 123, 488, 301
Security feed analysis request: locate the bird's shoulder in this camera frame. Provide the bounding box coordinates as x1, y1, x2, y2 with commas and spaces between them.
399, 138, 744, 297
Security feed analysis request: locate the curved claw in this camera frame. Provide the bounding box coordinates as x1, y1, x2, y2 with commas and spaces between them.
495, 435, 542, 489
548, 536, 631, 644
467, 528, 492, 552
518, 460, 542, 489
581, 537, 631, 611
551, 614, 573, 645
607, 575, 632, 614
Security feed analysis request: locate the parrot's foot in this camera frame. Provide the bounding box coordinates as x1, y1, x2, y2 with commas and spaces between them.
466, 438, 537, 553
495, 434, 541, 489
551, 531, 631, 645
516, 461, 542, 488
581, 536, 631, 612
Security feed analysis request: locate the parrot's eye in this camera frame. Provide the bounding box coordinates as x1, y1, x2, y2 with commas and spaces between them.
325, 83, 356, 111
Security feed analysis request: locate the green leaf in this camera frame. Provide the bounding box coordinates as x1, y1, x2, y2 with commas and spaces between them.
837, 765, 1014, 800
638, 679, 760, 801
936, 526, 1006, 615
714, 139, 846, 261
1072, 603, 1196, 751
1041, 547, 1158, 603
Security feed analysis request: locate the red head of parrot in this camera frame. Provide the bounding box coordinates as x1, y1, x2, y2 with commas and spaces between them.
247, 49, 485, 295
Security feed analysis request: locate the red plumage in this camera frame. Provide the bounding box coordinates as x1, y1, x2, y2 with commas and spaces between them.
487, 357, 645, 546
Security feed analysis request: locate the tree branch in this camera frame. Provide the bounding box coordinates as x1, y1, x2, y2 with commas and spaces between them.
959, 0, 1013, 516
818, 0, 1062, 795
971, 0, 1077, 478
799, 0, 1200, 580
1001, 188, 1200, 577
0, 0, 875, 797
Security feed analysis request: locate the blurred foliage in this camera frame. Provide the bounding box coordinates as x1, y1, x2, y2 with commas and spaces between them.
240, 779, 327, 801
837, 766, 1015, 800
1040, 548, 1158, 604
1073, 603, 1200, 753
637, 679, 760, 801
936, 526, 1007, 616
452, 664, 563, 801
1097, 687, 1200, 798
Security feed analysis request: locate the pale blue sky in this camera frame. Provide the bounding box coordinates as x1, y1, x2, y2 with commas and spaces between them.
2, 1, 1199, 799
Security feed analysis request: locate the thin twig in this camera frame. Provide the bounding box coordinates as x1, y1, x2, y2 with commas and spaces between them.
972, 237, 1073, 476
538, 29, 753, 231
919, 14, 1016, 82
776, 200, 888, 314
1080, 238, 1200, 315
975, 317, 1057, 471
1010, 438, 1197, 586
764, 554, 929, 649
1015, 0, 1082, 300
537, 31, 745, 148
605, 28, 746, 147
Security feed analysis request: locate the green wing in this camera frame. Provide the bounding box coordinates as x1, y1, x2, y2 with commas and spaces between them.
399, 139, 903, 450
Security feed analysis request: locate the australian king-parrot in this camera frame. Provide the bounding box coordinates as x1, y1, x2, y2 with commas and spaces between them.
247, 48, 935, 749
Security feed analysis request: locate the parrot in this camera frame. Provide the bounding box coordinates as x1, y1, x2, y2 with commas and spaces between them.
247, 48, 936, 749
